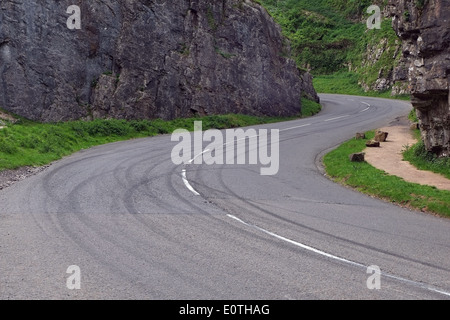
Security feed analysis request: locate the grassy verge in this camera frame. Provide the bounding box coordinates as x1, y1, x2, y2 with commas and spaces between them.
402, 112, 450, 179
408, 108, 419, 122
301, 97, 322, 117
313, 72, 411, 100
323, 130, 450, 217
0, 99, 321, 171
402, 133, 450, 180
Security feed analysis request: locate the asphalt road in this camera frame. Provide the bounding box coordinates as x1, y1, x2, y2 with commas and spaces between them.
1, 94, 449, 300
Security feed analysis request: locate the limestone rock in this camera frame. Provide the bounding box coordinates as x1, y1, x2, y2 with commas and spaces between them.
356, 132, 366, 140
0, 0, 319, 122
374, 131, 389, 142
388, 0, 450, 157
366, 140, 380, 147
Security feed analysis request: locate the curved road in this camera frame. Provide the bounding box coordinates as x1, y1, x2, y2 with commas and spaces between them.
1, 94, 449, 299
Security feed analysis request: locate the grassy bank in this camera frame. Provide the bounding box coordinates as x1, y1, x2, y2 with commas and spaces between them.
402, 132, 450, 180
323, 131, 450, 217
259, 1, 410, 99
313, 72, 411, 100
0, 98, 321, 171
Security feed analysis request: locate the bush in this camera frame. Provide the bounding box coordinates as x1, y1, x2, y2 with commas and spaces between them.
84, 119, 132, 137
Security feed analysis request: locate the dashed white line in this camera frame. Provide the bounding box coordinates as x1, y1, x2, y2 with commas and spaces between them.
280, 123, 311, 132
188, 149, 210, 164
226, 213, 450, 297
181, 169, 200, 196
183, 124, 311, 194
359, 107, 370, 113
324, 115, 350, 122
177, 105, 450, 297
359, 102, 371, 113
227, 214, 364, 267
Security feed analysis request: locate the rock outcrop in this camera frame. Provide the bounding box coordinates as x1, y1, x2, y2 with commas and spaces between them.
389, 0, 450, 157
0, 0, 318, 122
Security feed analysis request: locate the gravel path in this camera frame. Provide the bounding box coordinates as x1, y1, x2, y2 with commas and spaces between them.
364, 117, 450, 191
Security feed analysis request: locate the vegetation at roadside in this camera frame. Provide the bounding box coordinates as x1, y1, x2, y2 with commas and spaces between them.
0, 98, 321, 171
259, 0, 407, 98
300, 97, 322, 117
408, 108, 419, 122
402, 130, 450, 180
259, 0, 373, 73
313, 72, 410, 100
324, 130, 450, 217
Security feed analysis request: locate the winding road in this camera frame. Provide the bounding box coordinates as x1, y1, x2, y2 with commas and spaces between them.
1, 94, 449, 300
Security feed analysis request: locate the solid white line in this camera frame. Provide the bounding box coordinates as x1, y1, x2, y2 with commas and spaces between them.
361, 101, 371, 107
324, 115, 349, 122
226, 214, 450, 297
280, 123, 311, 132
181, 169, 200, 196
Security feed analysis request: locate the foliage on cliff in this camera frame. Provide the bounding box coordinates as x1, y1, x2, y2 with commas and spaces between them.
259, 0, 402, 95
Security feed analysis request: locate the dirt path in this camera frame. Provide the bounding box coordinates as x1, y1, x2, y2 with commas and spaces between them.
364, 118, 450, 191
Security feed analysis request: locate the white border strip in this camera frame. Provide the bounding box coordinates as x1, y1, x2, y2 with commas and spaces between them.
181, 169, 200, 196
227, 214, 364, 267
324, 115, 349, 122
227, 214, 450, 297
280, 123, 311, 132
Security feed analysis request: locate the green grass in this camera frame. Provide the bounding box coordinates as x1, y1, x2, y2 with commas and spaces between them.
403, 134, 450, 180
301, 97, 322, 117
259, 0, 371, 74
259, 0, 407, 97
408, 108, 419, 122
323, 130, 450, 217
313, 72, 411, 100
0, 102, 321, 171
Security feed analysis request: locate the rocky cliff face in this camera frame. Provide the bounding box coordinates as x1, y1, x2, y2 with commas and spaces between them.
389, 0, 449, 157
0, 0, 318, 122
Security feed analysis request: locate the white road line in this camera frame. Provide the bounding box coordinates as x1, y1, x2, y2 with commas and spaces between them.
359, 107, 370, 113
188, 149, 210, 164
427, 287, 450, 297
181, 169, 200, 196
226, 213, 450, 297
182, 123, 310, 195
358, 102, 370, 113
324, 115, 349, 122
224, 134, 259, 146
227, 214, 364, 267
280, 123, 311, 132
